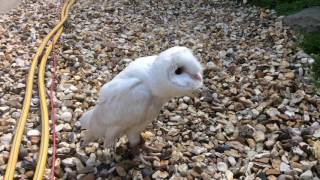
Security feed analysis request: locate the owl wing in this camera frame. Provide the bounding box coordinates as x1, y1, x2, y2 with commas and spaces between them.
84, 76, 153, 138
97, 77, 141, 104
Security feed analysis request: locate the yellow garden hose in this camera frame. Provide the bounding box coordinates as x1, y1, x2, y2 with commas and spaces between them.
4, 0, 75, 179
34, 0, 73, 179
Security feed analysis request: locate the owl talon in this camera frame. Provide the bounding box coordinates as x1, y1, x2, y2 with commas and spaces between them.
139, 154, 152, 166
142, 144, 162, 152
131, 146, 141, 156
104, 138, 116, 150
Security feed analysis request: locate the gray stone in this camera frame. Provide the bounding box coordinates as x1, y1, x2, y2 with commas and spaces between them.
178, 163, 188, 175
206, 62, 220, 71
0, 106, 9, 112
225, 170, 233, 180
254, 130, 265, 142
11, 112, 20, 119
27, 129, 40, 137
57, 147, 71, 154
61, 111, 72, 122
192, 146, 207, 155
265, 108, 280, 117
86, 153, 96, 167
239, 124, 255, 138
292, 146, 305, 156
224, 123, 235, 135
283, 7, 320, 33
0, 133, 12, 145
217, 162, 228, 172
55, 124, 65, 132
300, 170, 313, 180
280, 162, 291, 172
313, 128, 320, 138
227, 156, 237, 166
62, 157, 75, 167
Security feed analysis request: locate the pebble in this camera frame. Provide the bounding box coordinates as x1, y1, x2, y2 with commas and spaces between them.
152, 170, 169, 179
206, 62, 219, 71
1, 0, 319, 179
266, 168, 280, 175
280, 162, 291, 172
116, 166, 126, 176
227, 156, 237, 166
30, 136, 40, 144
265, 108, 280, 117
178, 163, 188, 175
0, 106, 9, 112
254, 130, 265, 142
300, 170, 313, 180
11, 112, 20, 119
224, 123, 235, 135
80, 173, 95, 180
292, 146, 304, 156
239, 124, 255, 138
192, 146, 207, 155
27, 129, 40, 137
57, 147, 71, 154
62, 157, 75, 167
217, 162, 228, 172
0, 133, 12, 145
278, 174, 294, 180
23, 171, 34, 178
86, 153, 96, 167
225, 170, 233, 180
55, 124, 65, 132
61, 111, 73, 122
313, 129, 320, 138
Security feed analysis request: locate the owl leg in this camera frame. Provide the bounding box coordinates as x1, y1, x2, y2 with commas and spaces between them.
81, 130, 96, 147
128, 132, 144, 147
127, 128, 155, 166
127, 131, 144, 155
104, 136, 116, 149
103, 127, 120, 149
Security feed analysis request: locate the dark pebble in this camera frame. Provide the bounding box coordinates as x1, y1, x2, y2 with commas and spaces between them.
141, 167, 153, 177
215, 145, 231, 153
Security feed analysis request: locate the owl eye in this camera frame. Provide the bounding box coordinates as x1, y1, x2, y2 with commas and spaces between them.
175, 67, 184, 75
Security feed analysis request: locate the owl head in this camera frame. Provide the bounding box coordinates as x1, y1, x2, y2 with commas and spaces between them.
151, 46, 203, 98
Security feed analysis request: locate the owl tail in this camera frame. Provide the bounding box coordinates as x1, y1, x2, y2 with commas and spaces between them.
79, 109, 94, 129
80, 109, 97, 146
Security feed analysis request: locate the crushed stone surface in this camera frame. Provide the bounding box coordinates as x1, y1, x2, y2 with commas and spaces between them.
0, 0, 320, 179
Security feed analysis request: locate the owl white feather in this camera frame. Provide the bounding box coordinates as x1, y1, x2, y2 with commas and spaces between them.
80, 46, 203, 148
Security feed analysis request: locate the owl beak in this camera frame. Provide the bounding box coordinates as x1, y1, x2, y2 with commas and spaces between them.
192, 73, 203, 81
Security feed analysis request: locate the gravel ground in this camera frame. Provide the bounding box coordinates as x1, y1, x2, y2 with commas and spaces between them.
1, 0, 320, 179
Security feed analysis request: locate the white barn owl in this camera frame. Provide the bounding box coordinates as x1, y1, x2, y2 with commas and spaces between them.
80, 46, 203, 150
